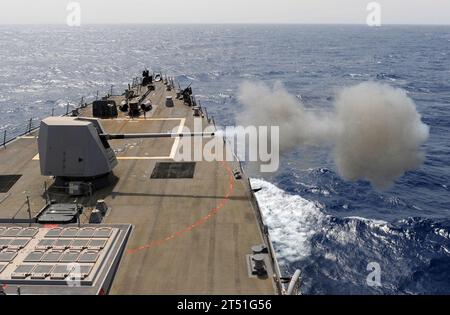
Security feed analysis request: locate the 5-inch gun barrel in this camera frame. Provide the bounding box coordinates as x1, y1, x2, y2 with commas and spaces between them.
100, 132, 215, 140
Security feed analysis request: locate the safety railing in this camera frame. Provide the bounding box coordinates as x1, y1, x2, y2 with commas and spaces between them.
0, 83, 129, 148
0, 73, 184, 148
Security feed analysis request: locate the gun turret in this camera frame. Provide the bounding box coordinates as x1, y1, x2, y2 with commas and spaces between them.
38, 117, 214, 183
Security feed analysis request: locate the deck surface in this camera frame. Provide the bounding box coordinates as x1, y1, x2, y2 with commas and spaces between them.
0, 81, 276, 294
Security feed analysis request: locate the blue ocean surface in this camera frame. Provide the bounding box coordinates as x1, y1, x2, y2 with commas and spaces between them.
0, 24, 449, 294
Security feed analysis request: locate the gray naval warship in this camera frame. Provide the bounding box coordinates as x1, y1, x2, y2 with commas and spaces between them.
0, 71, 300, 295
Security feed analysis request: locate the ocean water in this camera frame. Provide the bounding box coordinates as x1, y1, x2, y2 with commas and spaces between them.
1, 24, 449, 294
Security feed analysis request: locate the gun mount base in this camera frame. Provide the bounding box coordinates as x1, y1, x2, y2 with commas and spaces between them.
53, 173, 117, 196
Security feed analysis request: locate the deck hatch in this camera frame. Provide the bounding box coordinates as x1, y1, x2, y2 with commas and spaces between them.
42, 251, 63, 262
0, 175, 21, 193
70, 239, 89, 250
24, 251, 46, 262
0, 238, 13, 248
12, 264, 35, 279
31, 264, 54, 279
36, 238, 55, 250
77, 228, 96, 238
38, 204, 81, 224
72, 264, 93, 279
3, 227, 21, 237
0, 251, 17, 262
18, 228, 39, 238
60, 251, 81, 262
88, 239, 107, 250
93, 228, 112, 238
8, 238, 30, 249
151, 162, 196, 179
50, 264, 72, 279
45, 228, 63, 238
60, 228, 79, 238
53, 239, 73, 249
78, 251, 99, 263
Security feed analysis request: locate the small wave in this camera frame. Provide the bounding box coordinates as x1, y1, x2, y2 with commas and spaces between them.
250, 178, 327, 263
376, 72, 401, 81
345, 216, 388, 226
250, 178, 450, 294
344, 73, 366, 78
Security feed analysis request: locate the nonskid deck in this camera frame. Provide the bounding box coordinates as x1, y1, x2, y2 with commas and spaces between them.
0, 79, 280, 294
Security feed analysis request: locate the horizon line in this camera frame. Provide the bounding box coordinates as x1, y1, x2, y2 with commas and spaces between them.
1, 22, 450, 26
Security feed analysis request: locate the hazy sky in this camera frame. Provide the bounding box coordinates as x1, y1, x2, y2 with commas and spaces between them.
0, 0, 449, 25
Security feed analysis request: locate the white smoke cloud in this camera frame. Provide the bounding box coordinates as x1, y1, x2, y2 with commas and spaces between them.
237, 81, 429, 190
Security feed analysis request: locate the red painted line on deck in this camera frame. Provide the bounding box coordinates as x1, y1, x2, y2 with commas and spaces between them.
126, 160, 235, 255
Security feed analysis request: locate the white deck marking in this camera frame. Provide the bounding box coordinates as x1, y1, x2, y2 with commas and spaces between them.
170, 118, 186, 159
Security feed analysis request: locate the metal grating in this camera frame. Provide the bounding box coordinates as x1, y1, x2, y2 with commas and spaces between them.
151, 162, 196, 179
0, 175, 21, 193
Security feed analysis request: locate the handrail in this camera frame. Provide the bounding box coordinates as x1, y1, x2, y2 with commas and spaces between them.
1, 85, 119, 148
0, 74, 180, 147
